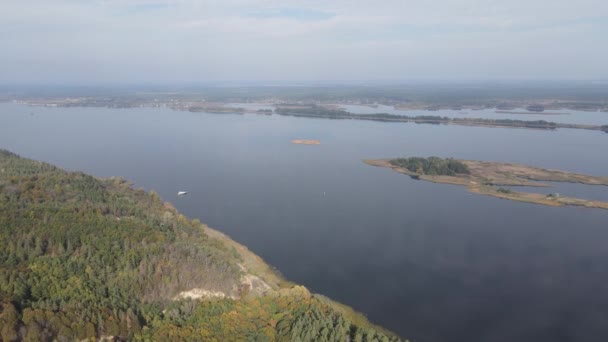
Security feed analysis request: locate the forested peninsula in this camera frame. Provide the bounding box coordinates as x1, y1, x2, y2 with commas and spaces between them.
365, 157, 608, 210
0, 149, 404, 341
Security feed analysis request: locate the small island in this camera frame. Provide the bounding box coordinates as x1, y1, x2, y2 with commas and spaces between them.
364, 157, 608, 210
292, 139, 321, 145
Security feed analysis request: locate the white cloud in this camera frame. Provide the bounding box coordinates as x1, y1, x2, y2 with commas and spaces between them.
0, 0, 607, 82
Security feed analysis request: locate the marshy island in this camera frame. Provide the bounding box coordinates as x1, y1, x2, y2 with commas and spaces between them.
365, 157, 608, 210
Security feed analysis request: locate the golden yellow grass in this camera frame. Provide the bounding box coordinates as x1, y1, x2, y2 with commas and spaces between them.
364, 158, 608, 210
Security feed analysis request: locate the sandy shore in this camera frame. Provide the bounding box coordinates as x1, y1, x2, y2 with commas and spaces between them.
292, 139, 321, 145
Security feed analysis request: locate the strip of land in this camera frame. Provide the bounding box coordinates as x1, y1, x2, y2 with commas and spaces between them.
495, 110, 569, 115
364, 157, 608, 210
275, 106, 608, 133
10, 95, 608, 133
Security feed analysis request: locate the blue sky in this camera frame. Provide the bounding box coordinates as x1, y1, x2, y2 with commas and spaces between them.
1, 0, 607, 83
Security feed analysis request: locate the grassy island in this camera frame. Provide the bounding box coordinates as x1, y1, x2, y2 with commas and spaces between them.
0, 149, 403, 341
365, 157, 608, 210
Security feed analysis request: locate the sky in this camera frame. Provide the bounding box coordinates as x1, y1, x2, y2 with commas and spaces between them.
1, 0, 608, 84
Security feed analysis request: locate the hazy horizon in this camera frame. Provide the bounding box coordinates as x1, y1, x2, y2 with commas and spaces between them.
2, 0, 608, 84
3, 79, 608, 87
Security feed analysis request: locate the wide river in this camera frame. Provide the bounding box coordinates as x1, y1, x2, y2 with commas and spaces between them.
2, 102, 608, 342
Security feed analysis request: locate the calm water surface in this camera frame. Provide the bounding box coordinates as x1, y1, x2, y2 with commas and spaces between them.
2, 102, 608, 342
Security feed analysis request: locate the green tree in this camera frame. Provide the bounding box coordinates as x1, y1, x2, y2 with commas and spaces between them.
0, 303, 20, 341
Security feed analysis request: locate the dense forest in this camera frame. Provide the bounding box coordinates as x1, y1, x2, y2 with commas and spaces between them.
390, 157, 470, 176
0, 149, 404, 341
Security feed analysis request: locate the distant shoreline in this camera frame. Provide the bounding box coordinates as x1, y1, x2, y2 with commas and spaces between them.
275, 106, 608, 133
5, 101, 608, 134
